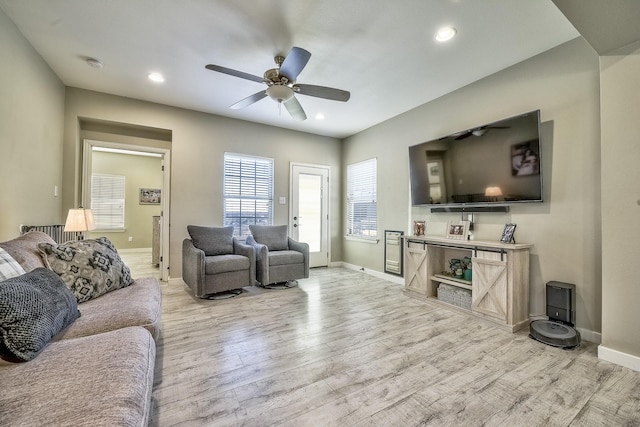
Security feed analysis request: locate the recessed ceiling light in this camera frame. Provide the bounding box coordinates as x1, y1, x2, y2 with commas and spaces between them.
435, 26, 457, 42
315, 113, 325, 120
148, 72, 165, 83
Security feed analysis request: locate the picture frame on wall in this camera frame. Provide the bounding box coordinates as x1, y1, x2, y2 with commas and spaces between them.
500, 223, 517, 243
446, 220, 470, 240
139, 188, 161, 205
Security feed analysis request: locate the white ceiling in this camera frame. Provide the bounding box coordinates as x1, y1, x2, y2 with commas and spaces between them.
0, 0, 579, 139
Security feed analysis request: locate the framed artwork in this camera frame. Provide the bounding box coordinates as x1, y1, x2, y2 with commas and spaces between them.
511, 140, 540, 176
500, 223, 517, 243
446, 220, 470, 240
139, 188, 161, 205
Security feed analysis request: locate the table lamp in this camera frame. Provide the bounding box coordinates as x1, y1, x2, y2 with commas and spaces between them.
64, 208, 96, 240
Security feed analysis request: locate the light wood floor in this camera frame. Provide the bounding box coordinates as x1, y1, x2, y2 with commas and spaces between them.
122, 253, 640, 426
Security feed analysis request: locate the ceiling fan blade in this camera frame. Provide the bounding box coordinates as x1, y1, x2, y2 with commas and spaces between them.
283, 96, 307, 121
205, 64, 264, 84
230, 91, 267, 109
279, 47, 311, 82
295, 84, 351, 102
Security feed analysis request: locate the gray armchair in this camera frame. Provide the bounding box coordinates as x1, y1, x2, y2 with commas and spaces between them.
182, 225, 255, 298
246, 225, 309, 288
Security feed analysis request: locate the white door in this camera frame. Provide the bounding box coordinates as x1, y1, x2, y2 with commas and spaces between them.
290, 164, 329, 267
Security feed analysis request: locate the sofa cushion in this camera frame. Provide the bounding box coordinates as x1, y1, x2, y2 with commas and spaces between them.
0, 326, 155, 426
268, 250, 304, 266
0, 268, 80, 362
204, 254, 251, 275
54, 277, 162, 340
188, 225, 234, 256
249, 225, 289, 251
0, 231, 55, 272
38, 237, 133, 303
0, 248, 26, 280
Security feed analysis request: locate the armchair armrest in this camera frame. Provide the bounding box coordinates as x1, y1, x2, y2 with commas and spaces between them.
233, 237, 257, 285
182, 238, 205, 296
246, 235, 269, 285
288, 237, 310, 278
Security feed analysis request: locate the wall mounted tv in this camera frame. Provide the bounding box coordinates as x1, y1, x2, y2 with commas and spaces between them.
409, 110, 542, 210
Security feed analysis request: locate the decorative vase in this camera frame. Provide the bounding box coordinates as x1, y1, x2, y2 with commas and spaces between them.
413, 220, 425, 236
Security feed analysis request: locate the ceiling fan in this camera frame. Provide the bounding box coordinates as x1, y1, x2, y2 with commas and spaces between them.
205, 47, 350, 121
454, 125, 510, 140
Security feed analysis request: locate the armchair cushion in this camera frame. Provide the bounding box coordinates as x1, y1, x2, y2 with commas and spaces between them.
204, 254, 251, 275
248, 225, 289, 251
187, 225, 234, 256
268, 251, 304, 266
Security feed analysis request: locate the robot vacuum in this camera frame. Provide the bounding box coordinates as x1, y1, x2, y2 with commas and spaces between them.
529, 281, 581, 349
530, 319, 580, 349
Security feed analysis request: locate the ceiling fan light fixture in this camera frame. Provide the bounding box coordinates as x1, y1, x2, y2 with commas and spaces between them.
266, 84, 294, 103
435, 26, 457, 42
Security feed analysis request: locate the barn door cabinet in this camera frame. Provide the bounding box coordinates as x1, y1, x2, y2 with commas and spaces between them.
402, 236, 532, 332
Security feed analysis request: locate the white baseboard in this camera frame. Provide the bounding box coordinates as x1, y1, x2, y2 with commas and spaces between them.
336, 262, 404, 285
598, 345, 640, 372
578, 328, 601, 345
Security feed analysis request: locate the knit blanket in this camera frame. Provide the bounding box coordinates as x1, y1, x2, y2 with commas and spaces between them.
0, 268, 80, 362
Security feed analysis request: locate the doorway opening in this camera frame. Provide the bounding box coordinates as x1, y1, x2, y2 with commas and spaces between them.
82, 139, 171, 281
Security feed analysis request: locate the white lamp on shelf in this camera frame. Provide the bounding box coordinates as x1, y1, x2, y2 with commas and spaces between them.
64, 208, 96, 240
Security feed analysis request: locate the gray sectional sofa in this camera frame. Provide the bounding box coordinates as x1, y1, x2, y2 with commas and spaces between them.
0, 231, 161, 426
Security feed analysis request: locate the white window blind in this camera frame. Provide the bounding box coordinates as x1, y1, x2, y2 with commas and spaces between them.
91, 174, 125, 230
347, 158, 377, 239
224, 153, 274, 236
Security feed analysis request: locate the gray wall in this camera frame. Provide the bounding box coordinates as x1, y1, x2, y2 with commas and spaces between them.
342, 38, 602, 337
0, 8, 65, 239
600, 40, 640, 359
62, 88, 342, 278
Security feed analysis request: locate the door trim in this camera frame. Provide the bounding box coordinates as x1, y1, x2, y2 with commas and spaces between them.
82, 139, 171, 281
289, 162, 330, 267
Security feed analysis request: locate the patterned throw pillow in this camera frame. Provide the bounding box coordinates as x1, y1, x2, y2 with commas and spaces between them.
0, 247, 26, 280
38, 237, 134, 303
0, 268, 80, 362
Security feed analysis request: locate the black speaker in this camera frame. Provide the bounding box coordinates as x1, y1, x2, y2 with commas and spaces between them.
546, 281, 575, 326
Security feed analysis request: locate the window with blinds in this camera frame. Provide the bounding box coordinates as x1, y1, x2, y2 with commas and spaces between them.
91, 173, 125, 230
346, 158, 377, 239
224, 153, 274, 236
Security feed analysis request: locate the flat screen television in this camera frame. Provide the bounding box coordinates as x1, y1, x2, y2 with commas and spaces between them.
409, 110, 542, 209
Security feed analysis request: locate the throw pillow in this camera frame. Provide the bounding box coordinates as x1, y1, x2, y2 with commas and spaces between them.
187, 225, 234, 256
249, 225, 289, 251
0, 231, 55, 272
0, 268, 80, 362
0, 247, 26, 280
38, 237, 134, 303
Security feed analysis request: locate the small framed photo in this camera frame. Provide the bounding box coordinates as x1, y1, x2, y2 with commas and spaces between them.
446, 220, 470, 240
500, 223, 517, 243
139, 188, 161, 205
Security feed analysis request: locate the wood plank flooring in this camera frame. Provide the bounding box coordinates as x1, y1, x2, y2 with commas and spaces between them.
128, 260, 640, 426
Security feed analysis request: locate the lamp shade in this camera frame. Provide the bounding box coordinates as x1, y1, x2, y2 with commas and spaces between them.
484, 187, 503, 197
64, 208, 96, 232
